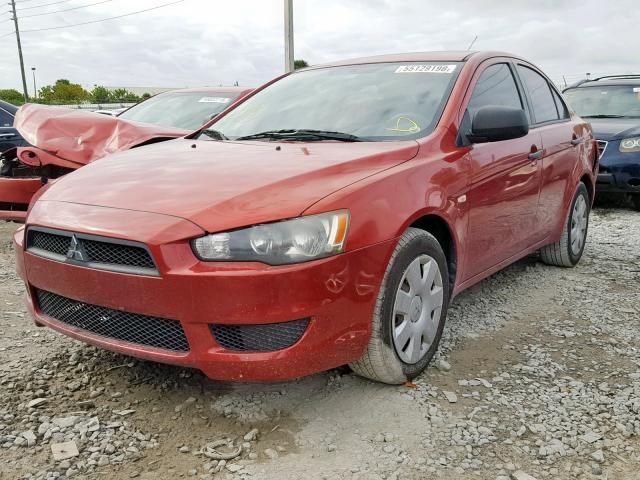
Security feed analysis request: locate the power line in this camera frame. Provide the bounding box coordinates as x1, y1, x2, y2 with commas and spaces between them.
20, 0, 116, 18
20, 0, 185, 33
17, 0, 73, 11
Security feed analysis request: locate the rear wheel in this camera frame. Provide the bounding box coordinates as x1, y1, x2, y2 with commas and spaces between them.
350, 228, 450, 384
631, 194, 640, 211
540, 183, 590, 267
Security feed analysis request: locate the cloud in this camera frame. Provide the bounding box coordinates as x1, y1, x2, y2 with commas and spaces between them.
1, 0, 638, 93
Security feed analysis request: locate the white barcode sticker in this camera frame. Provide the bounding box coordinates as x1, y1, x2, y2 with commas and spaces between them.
198, 97, 231, 103
394, 64, 457, 74
633, 87, 640, 93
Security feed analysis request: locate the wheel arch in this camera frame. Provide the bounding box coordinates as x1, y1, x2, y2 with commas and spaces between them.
407, 213, 457, 292
580, 173, 594, 205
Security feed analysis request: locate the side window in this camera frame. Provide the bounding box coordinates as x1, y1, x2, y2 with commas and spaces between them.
0, 109, 14, 128
551, 88, 569, 119
467, 63, 524, 119
517, 65, 559, 123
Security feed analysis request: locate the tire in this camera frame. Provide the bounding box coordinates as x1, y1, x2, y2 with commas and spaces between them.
350, 228, 450, 384
631, 194, 640, 212
540, 183, 590, 267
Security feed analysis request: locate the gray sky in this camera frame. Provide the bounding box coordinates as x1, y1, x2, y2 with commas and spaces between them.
1, 0, 639, 93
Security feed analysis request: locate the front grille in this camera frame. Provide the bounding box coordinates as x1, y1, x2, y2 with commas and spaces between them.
26, 228, 157, 275
36, 289, 189, 352
210, 319, 309, 352
30, 230, 71, 256
596, 140, 608, 159
83, 239, 155, 269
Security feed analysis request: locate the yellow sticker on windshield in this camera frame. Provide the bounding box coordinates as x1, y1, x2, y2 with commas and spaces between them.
386, 116, 421, 134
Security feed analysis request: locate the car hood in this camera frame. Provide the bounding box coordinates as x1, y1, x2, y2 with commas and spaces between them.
15, 104, 189, 166
40, 138, 419, 232
586, 118, 640, 142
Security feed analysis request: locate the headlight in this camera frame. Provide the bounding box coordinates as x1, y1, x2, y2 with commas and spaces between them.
619, 137, 640, 153
192, 210, 350, 265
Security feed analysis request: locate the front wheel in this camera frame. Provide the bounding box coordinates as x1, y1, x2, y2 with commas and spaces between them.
350, 228, 450, 384
539, 182, 590, 267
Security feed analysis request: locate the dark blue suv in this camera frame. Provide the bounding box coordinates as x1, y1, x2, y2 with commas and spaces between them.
564, 75, 640, 210
0, 100, 27, 154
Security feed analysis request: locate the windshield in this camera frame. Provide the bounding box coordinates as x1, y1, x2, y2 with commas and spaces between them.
564, 85, 640, 118
203, 62, 462, 142
118, 92, 240, 130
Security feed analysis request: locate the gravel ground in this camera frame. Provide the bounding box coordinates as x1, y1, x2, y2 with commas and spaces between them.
1, 204, 638, 480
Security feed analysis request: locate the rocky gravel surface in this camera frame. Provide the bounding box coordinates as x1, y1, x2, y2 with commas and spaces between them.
1, 204, 639, 480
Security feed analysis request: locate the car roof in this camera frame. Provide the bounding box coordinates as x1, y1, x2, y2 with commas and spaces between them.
158, 86, 253, 95
305, 51, 521, 69
0, 100, 18, 115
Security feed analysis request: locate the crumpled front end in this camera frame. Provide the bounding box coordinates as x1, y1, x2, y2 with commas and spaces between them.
0, 146, 77, 222
15, 104, 189, 165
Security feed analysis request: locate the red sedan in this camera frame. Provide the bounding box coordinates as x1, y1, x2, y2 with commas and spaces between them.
15, 52, 597, 383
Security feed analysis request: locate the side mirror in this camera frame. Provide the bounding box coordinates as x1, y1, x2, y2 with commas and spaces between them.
468, 106, 529, 143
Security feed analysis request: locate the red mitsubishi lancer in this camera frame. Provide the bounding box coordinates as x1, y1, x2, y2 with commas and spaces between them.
15, 52, 597, 384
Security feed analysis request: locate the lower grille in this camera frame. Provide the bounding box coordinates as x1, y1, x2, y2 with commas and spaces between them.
210, 319, 309, 352
36, 289, 189, 352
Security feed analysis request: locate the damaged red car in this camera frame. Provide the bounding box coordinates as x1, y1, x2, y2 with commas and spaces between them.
15, 52, 597, 383
0, 87, 252, 222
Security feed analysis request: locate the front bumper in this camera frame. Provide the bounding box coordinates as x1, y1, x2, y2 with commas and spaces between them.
596, 140, 640, 195
16, 201, 394, 381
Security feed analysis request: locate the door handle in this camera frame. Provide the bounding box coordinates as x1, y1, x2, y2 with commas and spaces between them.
571, 137, 583, 146
528, 149, 544, 161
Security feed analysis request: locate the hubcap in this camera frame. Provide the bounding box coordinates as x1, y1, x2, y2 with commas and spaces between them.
392, 255, 444, 365
570, 195, 588, 255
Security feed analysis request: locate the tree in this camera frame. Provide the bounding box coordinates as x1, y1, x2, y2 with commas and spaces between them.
111, 88, 140, 103
0, 89, 25, 106
294, 59, 309, 70
91, 86, 113, 103
141, 93, 151, 100
38, 79, 90, 104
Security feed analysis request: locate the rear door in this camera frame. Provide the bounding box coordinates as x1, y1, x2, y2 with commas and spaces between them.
461, 60, 543, 280
515, 63, 580, 239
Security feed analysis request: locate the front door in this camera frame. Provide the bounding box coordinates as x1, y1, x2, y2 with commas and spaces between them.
461, 61, 543, 280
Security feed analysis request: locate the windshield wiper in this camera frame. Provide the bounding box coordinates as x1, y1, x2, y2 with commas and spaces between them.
200, 129, 228, 140
581, 114, 627, 119
235, 129, 363, 142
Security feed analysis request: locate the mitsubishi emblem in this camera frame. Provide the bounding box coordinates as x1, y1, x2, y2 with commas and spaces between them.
66, 235, 87, 262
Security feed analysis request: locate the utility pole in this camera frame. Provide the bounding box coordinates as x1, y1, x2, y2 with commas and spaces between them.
284, 0, 294, 73
9, 0, 29, 102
